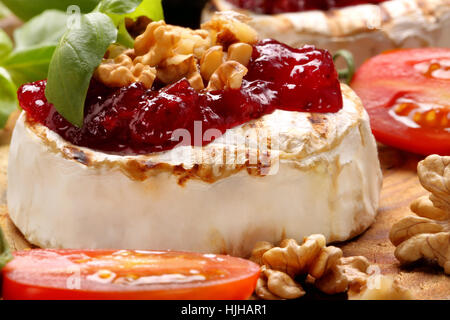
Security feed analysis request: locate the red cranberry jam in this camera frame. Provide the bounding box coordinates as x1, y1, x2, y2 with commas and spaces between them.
18, 39, 342, 155
227, 0, 387, 14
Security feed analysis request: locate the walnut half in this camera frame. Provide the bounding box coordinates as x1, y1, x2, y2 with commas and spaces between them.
256, 266, 305, 300
206, 61, 248, 91
251, 235, 413, 300
95, 13, 259, 92
349, 276, 414, 300
390, 155, 450, 274
201, 12, 258, 49
95, 51, 156, 88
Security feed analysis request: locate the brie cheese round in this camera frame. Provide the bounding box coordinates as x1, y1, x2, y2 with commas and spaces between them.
7, 85, 382, 257
203, 0, 450, 67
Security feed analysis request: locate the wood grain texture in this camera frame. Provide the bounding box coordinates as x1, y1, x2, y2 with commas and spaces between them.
0, 141, 448, 299
339, 146, 450, 300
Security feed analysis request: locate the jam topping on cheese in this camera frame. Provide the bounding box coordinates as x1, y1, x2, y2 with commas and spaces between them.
18, 14, 342, 155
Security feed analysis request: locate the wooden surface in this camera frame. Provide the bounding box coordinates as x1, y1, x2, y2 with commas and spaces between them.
0, 141, 448, 299
339, 146, 450, 300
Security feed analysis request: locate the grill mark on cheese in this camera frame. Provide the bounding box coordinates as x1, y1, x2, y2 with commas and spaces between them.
62, 146, 90, 166
308, 113, 328, 137
241, 118, 265, 130
24, 85, 364, 185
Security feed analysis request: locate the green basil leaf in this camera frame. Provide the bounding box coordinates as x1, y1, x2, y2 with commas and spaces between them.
13, 10, 68, 51
99, 0, 143, 15
0, 2, 11, 19
45, 12, 117, 127
1, 0, 100, 21
1, 10, 67, 86
0, 67, 18, 128
128, 0, 163, 21
107, 0, 164, 48
0, 28, 13, 64
116, 19, 135, 48
0, 226, 13, 270
2, 45, 56, 87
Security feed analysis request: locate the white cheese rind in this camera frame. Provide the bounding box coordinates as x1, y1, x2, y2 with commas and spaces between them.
7, 86, 382, 257
203, 0, 450, 67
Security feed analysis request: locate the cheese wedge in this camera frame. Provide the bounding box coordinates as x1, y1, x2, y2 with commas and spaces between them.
7, 85, 382, 257
203, 0, 450, 67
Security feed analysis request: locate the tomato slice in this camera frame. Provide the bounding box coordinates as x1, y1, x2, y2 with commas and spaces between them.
2, 249, 260, 300
351, 48, 450, 155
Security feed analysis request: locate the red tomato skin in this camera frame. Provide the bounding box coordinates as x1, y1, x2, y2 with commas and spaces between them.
2, 249, 260, 300
351, 48, 450, 156
2, 275, 259, 300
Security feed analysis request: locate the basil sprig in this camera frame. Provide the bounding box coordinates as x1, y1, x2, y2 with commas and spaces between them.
0, 67, 17, 128
45, 0, 163, 127
0, 227, 13, 270
13, 10, 69, 51
0, 2, 11, 19
45, 12, 117, 127
0, 10, 68, 127
1, 0, 100, 21
0, 0, 163, 128
0, 27, 12, 60
98, 0, 144, 15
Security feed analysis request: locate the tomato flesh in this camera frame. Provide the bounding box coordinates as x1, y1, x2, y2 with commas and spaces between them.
351, 48, 450, 156
2, 249, 260, 300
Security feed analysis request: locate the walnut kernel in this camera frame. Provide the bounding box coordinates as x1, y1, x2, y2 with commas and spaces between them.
95, 52, 156, 88
349, 277, 413, 300
96, 13, 258, 91
200, 46, 225, 81
390, 155, 450, 274
227, 43, 253, 67
207, 61, 248, 91
251, 235, 413, 300
201, 12, 258, 48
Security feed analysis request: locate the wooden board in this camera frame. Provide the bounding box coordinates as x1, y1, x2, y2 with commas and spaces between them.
339, 146, 450, 300
0, 141, 448, 299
